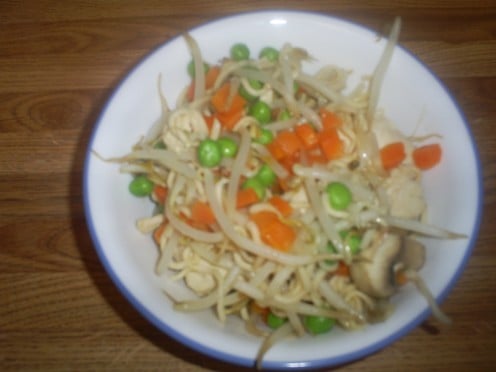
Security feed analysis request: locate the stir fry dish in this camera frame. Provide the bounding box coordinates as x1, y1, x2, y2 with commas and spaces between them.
111, 18, 463, 366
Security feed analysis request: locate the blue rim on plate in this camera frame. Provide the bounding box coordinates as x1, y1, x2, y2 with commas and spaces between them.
83, 10, 483, 370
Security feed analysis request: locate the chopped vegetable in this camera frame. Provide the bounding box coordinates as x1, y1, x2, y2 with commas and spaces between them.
319, 108, 341, 131
278, 109, 292, 121
153, 185, 168, 205
254, 128, 274, 145
205, 65, 221, 89
306, 149, 327, 165
259, 46, 279, 62
186, 65, 220, 101
303, 315, 336, 334
249, 100, 272, 124
239, 79, 263, 101
395, 270, 409, 286
255, 164, 277, 187
334, 261, 350, 277
267, 312, 287, 329
210, 82, 246, 130
318, 128, 343, 161
153, 140, 166, 149
197, 139, 222, 167
266, 140, 285, 160
236, 187, 260, 209
250, 211, 296, 251
413, 143, 442, 170
380, 141, 406, 171
326, 182, 352, 210
217, 137, 238, 158
211, 82, 246, 114
242, 177, 266, 200
203, 114, 214, 131
230, 43, 250, 61
343, 231, 362, 254
216, 109, 244, 130
153, 223, 167, 245
295, 123, 319, 150
129, 175, 154, 197
274, 130, 303, 158
268, 196, 293, 217
190, 201, 216, 225
187, 60, 209, 78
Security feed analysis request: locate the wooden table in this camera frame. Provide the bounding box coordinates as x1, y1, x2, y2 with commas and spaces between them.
1, 1, 495, 370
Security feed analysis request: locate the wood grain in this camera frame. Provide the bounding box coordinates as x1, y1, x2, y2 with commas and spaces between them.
1, 1, 495, 371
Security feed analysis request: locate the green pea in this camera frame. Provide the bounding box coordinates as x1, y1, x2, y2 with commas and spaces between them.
129, 175, 154, 197
254, 128, 274, 145
242, 177, 266, 200
303, 315, 336, 335
230, 43, 250, 61
278, 109, 292, 121
324, 241, 338, 266
239, 79, 263, 101
249, 100, 272, 124
326, 182, 352, 210
267, 312, 286, 329
293, 81, 300, 93
259, 46, 279, 62
187, 60, 209, 78
255, 164, 276, 187
154, 203, 164, 214
341, 230, 362, 254
153, 140, 166, 149
197, 139, 222, 167
217, 137, 238, 158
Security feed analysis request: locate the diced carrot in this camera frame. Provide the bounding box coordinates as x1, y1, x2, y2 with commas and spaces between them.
334, 261, 350, 277
186, 82, 195, 102
250, 301, 270, 321
153, 185, 168, 205
278, 176, 292, 192
295, 123, 319, 150
153, 223, 167, 245
395, 270, 409, 286
236, 187, 260, 209
251, 211, 295, 252
186, 66, 221, 102
306, 149, 328, 165
275, 130, 304, 158
318, 128, 343, 161
319, 108, 342, 131
190, 201, 216, 225
266, 141, 286, 161
412, 143, 442, 170
211, 82, 246, 114
203, 114, 215, 131
210, 82, 247, 130
215, 108, 244, 130
268, 195, 293, 217
279, 155, 297, 173
380, 141, 406, 171
205, 65, 221, 89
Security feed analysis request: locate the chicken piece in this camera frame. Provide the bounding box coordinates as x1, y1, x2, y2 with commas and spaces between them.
162, 108, 209, 153
185, 271, 216, 296
384, 165, 426, 219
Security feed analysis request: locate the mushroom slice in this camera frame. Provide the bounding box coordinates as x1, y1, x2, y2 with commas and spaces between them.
350, 232, 401, 299
399, 237, 426, 271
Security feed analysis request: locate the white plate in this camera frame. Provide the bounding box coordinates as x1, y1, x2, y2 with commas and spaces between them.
83, 10, 483, 370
